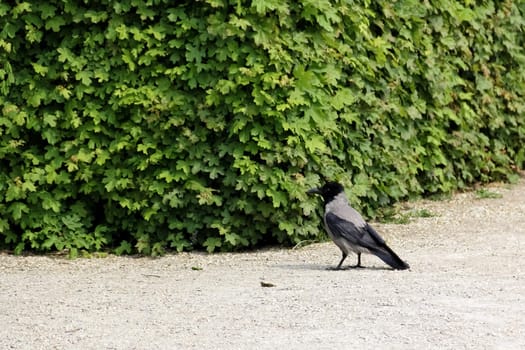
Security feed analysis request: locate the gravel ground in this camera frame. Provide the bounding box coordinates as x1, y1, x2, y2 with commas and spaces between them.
1, 180, 524, 349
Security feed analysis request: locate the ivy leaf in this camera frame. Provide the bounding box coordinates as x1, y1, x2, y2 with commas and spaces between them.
45, 16, 66, 32
31, 63, 49, 76
42, 236, 58, 250
203, 237, 222, 253
57, 47, 75, 63
12, 2, 31, 17
332, 88, 356, 110
76, 71, 93, 86
38, 3, 56, 19
8, 202, 29, 220
287, 88, 308, 106
43, 112, 57, 127
303, 134, 327, 153
185, 44, 204, 63
27, 89, 46, 107
265, 188, 288, 208
41, 193, 61, 212
6, 184, 23, 202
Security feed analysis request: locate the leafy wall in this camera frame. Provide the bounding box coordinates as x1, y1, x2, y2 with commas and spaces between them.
1, 0, 524, 255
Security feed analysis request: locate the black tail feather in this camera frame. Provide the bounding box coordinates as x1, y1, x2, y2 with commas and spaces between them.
372, 244, 410, 270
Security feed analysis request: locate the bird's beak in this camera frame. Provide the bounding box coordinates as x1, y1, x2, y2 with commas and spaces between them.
306, 187, 321, 195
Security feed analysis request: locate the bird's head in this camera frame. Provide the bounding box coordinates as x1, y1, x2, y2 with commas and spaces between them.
307, 182, 345, 203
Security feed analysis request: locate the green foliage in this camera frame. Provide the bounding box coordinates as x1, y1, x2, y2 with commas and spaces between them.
413, 209, 436, 219
475, 188, 503, 199
379, 206, 436, 224
0, 0, 524, 255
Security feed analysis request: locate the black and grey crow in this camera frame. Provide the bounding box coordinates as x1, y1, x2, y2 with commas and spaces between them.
307, 182, 410, 270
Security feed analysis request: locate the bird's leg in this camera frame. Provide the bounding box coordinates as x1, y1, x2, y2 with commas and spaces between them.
328, 252, 347, 270
336, 252, 348, 269
353, 252, 365, 268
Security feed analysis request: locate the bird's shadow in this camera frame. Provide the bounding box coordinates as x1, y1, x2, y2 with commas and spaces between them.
277, 263, 394, 272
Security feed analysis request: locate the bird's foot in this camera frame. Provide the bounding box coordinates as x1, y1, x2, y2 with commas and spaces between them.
349, 264, 365, 269
326, 266, 344, 271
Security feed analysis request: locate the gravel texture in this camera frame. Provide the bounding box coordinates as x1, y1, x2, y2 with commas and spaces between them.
1, 180, 524, 349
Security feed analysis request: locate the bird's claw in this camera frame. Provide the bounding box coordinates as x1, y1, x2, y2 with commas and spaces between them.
349, 264, 365, 269
326, 266, 343, 271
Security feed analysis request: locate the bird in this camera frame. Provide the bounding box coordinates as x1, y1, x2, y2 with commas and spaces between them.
307, 181, 410, 270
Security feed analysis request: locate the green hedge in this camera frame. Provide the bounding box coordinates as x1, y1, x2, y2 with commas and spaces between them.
1, 0, 524, 255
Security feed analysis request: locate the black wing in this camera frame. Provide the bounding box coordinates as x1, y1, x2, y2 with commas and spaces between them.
325, 212, 385, 250
325, 212, 410, 270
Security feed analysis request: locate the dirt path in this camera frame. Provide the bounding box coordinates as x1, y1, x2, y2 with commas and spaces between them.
1, 180, 524, 349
